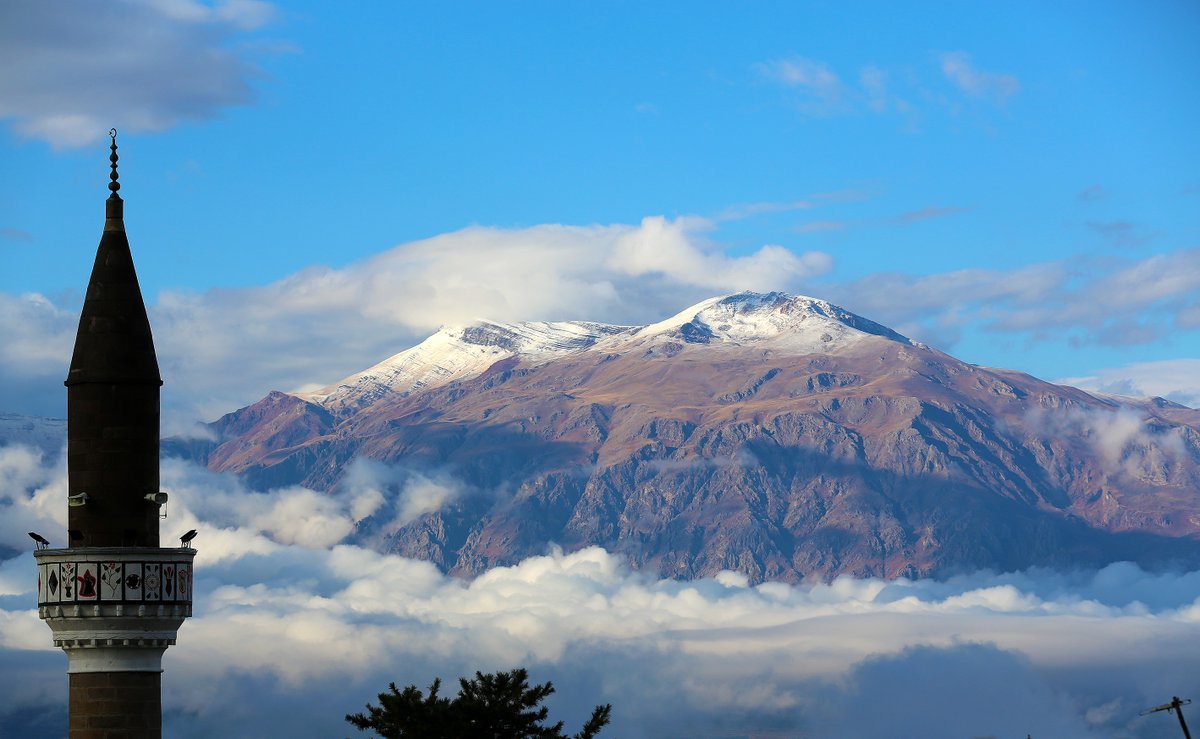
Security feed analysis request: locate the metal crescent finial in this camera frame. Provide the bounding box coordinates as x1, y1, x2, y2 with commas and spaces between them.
108, 129, 120, 196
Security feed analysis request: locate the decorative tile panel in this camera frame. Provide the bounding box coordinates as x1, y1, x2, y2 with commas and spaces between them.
177, 564, 190, 600
33, 551, 194, 606
61, 563, 76, 601
144, 564, 161, 601
76, 563, 98, 601
100, 562, 123, 600
124, 563, 143, 600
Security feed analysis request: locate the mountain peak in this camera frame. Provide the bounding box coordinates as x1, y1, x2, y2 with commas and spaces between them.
636, 291, 911, 350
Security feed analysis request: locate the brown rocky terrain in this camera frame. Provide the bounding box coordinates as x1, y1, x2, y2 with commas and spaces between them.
168, 293, 1200, 583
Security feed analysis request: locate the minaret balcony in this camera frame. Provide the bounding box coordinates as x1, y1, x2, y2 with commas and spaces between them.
33, 547, 196, 673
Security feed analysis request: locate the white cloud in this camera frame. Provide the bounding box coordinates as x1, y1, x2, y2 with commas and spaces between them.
3, 213, 1198, 428
0, 0, 278, 148
756, 57, 849, 115
2, 453, 1199, 737
337, 458, 463, 529
939, 51, 1020, 102
1024, 404, 1188, 481
0, 444, 65, 552
1063, 359, 1200, 409
760, 57, 844, 95
827, 249, 1200, 351
859, 64, 890, 112
0, 217, 833, 424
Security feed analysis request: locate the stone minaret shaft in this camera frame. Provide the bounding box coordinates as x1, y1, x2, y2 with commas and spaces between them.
36, 131, 195, 739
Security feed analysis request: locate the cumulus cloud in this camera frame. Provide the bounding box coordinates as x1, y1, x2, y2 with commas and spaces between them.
3, 213, 1197, 428
0, 444, 65, 552
2, 451, 1199, 737
939, 51, 1020, 103
0, 0, 278, 148
337, 458, 466, 530
0, 217, 833, 423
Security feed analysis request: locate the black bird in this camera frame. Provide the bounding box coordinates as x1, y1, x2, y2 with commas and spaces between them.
28, 532, 50, 550
179, 529, 198, 548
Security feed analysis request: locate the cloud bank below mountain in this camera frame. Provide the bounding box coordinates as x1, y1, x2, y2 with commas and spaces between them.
1, 445, 1197, 738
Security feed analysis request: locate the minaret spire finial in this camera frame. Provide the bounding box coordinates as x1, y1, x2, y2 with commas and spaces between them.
108, 128, 120, 199
105, 128, 124, 226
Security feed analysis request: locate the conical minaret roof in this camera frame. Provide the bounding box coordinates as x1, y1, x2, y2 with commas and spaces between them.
65, 129, 161, 387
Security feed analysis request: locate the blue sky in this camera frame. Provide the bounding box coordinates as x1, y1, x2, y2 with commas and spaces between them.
3, 6, 1200, 736
2, 0, 1199, 422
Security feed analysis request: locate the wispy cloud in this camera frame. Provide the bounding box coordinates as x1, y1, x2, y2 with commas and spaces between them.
0, 0, 280, 148
758, 52, 1015, 121
756, 57, 849, 114
0, 228, 34, 243
859, 65, 890, 112
1087, 220, 1158, 248
797, 220, 847, 234
1062, 359, 1200, 408
939, 51, 1020, 103
715, 199, 813, 221
895, 205, 971, 223
758, 57, 844, 93
1079, 184, 1108, 202
828, 248, 1200, 350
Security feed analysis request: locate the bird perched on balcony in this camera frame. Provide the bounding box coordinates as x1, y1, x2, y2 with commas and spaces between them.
28, 532, 50, 550
179, 529, 198, 548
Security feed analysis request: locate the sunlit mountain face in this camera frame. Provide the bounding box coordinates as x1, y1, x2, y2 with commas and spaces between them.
163, 291, 1200, 583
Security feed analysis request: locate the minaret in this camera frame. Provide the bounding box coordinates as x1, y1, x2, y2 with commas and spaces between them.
34, 130, 195, 739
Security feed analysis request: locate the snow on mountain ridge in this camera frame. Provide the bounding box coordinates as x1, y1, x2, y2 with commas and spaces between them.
627, 291, 912, 353
299, 319, 635, 411
299, 292, 911, 412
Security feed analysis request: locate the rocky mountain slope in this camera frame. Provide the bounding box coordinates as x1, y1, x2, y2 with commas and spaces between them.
169, 292, 1200, 582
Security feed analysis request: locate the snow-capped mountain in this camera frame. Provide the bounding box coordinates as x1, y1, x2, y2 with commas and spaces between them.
301, 292, 913, 415
630, 291, 910, 350
299, 319, 636, 413
171, 291, 1200, 583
